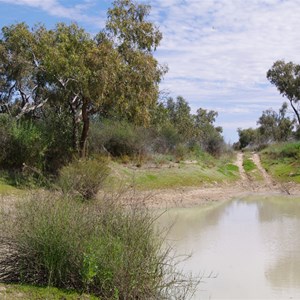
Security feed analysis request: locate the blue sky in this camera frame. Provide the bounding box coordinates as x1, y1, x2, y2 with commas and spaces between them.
1, 0, 300, 142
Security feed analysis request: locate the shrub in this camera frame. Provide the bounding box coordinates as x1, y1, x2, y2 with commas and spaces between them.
0, 194, 197, 299
174, 143, 187, 161
58, 158, 110, 200
202, 130, 225, 157
89, 119, 151, 158
153, 125, 180, 153
0, 114, 13, 165
0, 116, 46, 170
38, 108, 74, 174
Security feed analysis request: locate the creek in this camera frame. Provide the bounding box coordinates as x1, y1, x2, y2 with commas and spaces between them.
159, 196, 300, 299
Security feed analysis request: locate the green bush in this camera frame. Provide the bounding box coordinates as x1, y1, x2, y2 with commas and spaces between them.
174, 143, 187, 161
202, 130, 225, 157
38, 108, 74, 173
58, 158, 109, 200
89, 119, 151, 159
0, 114, 12, 165
0, 116, 46, 170
153, 125, 180, 153
0, 194, 196, 299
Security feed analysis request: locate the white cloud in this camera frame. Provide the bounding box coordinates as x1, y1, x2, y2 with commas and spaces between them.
1, 0, 299, 141
147, 0, 300, 140
0, 0, 104, 26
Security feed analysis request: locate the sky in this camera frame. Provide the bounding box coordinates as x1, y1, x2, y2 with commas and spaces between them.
1, 0, 300, 142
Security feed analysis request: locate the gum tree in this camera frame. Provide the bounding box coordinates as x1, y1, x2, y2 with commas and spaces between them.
267, 60, 300, 126
0, 0, 166, 157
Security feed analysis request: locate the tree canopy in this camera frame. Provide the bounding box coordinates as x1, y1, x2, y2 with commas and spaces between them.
267, 60, 300, 126
0, 0, 166, 157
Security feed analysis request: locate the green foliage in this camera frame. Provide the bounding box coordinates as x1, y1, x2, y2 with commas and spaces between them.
131, 160, 237, 190
193, 108, 224, 156
0, 284, 98, 300
166, 96, 194, 141
151, 97, 225, 157
260, 142, 300, 183
89, 119, 151, 159
174, 143, 187, 161
257, 103, 295, 143
58, 158, 110, 200
241, 154, 263, 181
38, 107, 74, 173
237, 102, 296, 149
0, 114, 12, 163
1, 2, 230, 174
237, 128, 257, 149
1, 0, 166, 157
0, 194, 195, 299
202, 128, 225, 157
0, 115, 46, 170
267, 60, 300, 125
154, 124, 180, 153
218, 163, 239, 178
0, 180, 19, 195
243, 158, 256, 172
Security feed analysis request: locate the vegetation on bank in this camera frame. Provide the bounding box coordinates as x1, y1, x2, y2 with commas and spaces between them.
242, 153, 263, 181
0, 0, 299, 298
0, 193, 197, 299
108, 153, 239, 190
0, 284, 98, 300
260, 142, 300, 183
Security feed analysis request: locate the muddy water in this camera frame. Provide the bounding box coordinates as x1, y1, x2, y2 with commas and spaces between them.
160, 196, 300, 299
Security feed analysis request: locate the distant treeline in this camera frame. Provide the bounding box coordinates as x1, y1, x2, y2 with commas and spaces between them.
235, 59, 300, 150
235, 102, 299, 150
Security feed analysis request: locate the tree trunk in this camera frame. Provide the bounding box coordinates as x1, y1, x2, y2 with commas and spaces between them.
80, 100, 90, 158
290, 99, 300, 126
69, 102, 79, 152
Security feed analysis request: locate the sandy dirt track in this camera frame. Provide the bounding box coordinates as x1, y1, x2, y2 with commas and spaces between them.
135, 152, 300, 209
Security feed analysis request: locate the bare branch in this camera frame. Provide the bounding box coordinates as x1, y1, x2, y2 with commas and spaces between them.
16, 98, 48, 120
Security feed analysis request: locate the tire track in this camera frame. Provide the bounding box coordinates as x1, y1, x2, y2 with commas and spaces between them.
251, 153, 274, 189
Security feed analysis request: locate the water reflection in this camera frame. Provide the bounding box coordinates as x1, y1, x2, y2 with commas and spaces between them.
159, 196, 300, 299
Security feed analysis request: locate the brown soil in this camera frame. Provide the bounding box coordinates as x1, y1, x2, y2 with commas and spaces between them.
133, 152, 300, 209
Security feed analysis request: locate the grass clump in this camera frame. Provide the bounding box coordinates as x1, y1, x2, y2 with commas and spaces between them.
0, 283, 97, 299
243, 158, 256, 172
0, 193, 196, 299
218, 163, 239, 179
58, 157, 110, 200
242, 154, 263, 181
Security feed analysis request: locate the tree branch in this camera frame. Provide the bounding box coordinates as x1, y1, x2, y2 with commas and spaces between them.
16, 98, 48, 120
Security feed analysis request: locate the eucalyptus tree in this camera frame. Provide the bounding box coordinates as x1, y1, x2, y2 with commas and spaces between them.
257, 102, 294, 142
267, 60, 300, 126
38, 23, 120, 156
105, 0, 167, 126
194, 108, 224, 155
0, 23, 49, 117
0, 0, 166, 157
166, 96, 194, 141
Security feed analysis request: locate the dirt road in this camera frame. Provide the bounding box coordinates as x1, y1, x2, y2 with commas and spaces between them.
140, 152, 298, 208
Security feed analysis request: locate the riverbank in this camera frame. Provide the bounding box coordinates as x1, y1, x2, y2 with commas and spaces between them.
130, 180, 300, 209
123, 151, 300, 209
0, 151, 300, 299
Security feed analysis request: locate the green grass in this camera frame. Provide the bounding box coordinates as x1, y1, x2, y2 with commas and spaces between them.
0, 179, 23, 195
0, 284, 97, 299
260, 142, 300, 183
243, 158, 256, 172
242, 153, 263, 181
1, 194, 196, 299
110, 159, 239, 190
